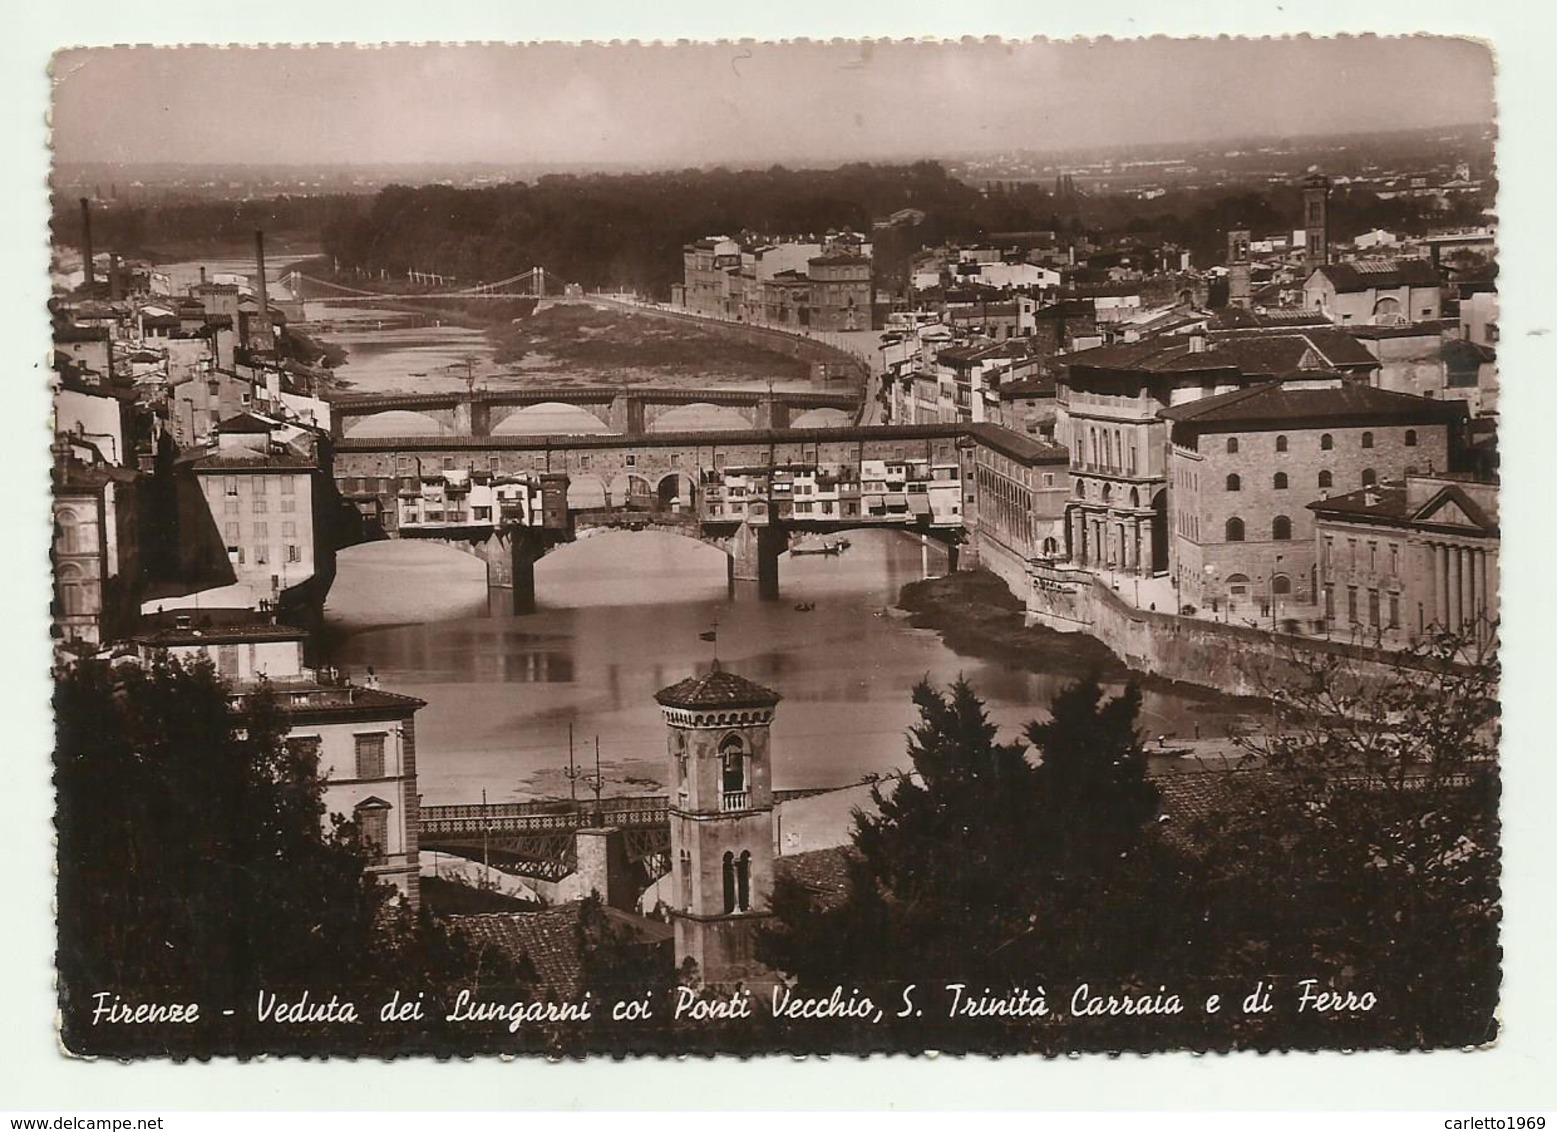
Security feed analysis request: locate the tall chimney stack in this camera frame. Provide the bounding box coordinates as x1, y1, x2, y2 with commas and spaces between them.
254, 228, 270, 321
79, 198, 95, 289
108, 253, 121, 303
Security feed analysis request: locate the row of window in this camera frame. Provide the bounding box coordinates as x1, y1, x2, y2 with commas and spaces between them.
219, 476, 297, 495
225, 522, 300, 540
1225, 516, 1293, 542
223, 497, 298, 514
1226, 469, 1386, 491
1324, 584, 1403, 630
225, 545, 305, 565
1225, 430, 1418, 454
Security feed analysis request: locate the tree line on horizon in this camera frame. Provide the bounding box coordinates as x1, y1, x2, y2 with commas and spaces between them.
50, 161, 1487, 297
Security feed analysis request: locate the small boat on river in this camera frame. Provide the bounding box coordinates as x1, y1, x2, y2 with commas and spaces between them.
790, 536, 850, 557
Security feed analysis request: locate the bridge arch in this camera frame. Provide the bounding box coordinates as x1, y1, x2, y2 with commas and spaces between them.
567, 473, 610, 510
788, 407, 852, 430
608, 472, 656, 509
655, 471, 697, 511
645, 403, 756, 433
490, 401, 614, 435
343, 410, 449, 438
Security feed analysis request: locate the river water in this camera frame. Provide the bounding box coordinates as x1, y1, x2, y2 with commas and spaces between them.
323, 531, 1250, 805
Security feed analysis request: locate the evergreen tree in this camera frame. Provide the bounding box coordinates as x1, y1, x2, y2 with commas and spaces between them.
54, 654, 523, 1056
762, 675, 1164, 991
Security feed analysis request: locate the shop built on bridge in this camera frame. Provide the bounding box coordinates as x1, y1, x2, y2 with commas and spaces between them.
334, 423, 974, 604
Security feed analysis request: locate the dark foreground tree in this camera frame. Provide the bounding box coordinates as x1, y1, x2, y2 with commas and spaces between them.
1186, 630, 1502, 1049
55, 654, 524, 1056
762, 642, 1500, 1053
761, 675, 1166, 994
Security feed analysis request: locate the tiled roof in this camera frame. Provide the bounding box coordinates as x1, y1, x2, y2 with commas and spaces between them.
774, 847, 858, 913
1159, 381, 1467, 430
450, 905, 671, 1000
217, 412, 276, 434
654, 663, 782, 710
1207, 327, 1380, 371
966, 422, 1069, 465
1065, 331, 1380, 379
1309, 479, 1498, 535
1209, 308, 1331, 330
999, 375, 1058, 399
1311, 259, 1442, 293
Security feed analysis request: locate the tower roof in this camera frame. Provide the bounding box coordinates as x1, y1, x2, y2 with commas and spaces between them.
654, 663, 782, 711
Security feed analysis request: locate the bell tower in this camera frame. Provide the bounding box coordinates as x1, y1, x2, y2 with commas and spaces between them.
1227, 227, 1252, 309
655, 663, 781, 985
1302, 172, 1330, 272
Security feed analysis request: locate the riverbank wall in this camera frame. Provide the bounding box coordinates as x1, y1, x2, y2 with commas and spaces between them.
1018, 558, 1418, 697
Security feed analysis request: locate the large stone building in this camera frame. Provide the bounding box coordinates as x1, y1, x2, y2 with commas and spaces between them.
133, 614, 427, 904
1309, 473, 1498, 646
804, 253, 872, 331
170, 412, 334, 614
680, 236, 743, 318
966, 422, 1070, 569
1160, 379, 1466, 616
1057, 329, 1380, 578
53, 452, 142, 648
1303, 259, 1443, 326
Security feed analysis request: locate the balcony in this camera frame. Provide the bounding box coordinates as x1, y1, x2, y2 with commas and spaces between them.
721, 790, 750, 812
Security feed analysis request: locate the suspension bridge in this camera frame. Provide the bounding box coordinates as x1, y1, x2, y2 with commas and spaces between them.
283, 265, 569, 303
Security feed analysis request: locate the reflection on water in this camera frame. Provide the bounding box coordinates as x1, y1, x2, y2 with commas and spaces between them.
325, 530, 1253, 805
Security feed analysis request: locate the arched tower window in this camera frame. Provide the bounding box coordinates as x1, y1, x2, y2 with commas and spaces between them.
1225, 517, 1245, 542
719, 733, 747, 796
1318, 470, 1333, 489
1405, 429, 1418, 447
1361, 431, 1375, 449
1273, 472, 1288, 490
1226, 437, 1239, 454
56, 507, 82, 555
1362, 468, 1377, 487
1321, 433, 1334, 451
1273, 515, 1292, 541
722, 851, 737, 914
1225, 473, 1241, 492
1275, 435, 1288, 453
736, 850, 752, 912
56, 562, 89, 616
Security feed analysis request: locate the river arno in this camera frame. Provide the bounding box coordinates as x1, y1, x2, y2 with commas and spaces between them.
322, 531, 1255, 805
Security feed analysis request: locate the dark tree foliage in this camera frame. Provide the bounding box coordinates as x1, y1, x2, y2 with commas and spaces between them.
761, 675, 1161, 995
762, 651, 1500, 1054
1189, 631, 1503, 1049
54, 655, 524, 1056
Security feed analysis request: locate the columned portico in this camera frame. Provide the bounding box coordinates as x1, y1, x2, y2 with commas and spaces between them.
1421, 537, 1495, 640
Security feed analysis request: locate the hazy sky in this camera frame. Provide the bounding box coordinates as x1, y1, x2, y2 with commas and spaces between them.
50, 38, 1495, 167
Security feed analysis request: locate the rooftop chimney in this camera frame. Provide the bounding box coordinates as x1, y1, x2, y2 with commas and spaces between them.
1188, 330, 1208, 353
79, 198, 95, 288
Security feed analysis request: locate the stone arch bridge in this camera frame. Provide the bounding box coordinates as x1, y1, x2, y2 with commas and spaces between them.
331, 386, 862, 440
334, 424, 970, 604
